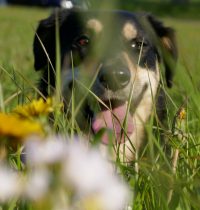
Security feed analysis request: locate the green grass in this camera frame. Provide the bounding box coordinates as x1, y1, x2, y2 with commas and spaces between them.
0, 6, 49, 109
89, 0, 200, 19
0, 5, 200, 210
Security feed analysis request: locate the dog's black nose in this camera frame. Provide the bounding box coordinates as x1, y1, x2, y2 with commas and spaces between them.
99, 67, 130, 91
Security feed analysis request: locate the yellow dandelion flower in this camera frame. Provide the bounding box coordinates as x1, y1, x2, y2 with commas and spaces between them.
0, 113, 43, 139
13, 98, 54, 118
178, 107, 186, 120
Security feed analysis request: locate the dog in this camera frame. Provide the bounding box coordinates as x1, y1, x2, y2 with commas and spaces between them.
33, 9, 177, 162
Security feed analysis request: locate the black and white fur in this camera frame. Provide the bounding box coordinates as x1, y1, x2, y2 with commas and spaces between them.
33, 9, 177, 161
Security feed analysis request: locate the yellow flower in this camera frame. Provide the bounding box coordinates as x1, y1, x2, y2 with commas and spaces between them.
0, 113, 43, 140
13, 98, 54, 118
178, 107, 186, 120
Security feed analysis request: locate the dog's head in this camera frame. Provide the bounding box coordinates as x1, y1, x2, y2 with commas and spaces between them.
33, 9, 177, 160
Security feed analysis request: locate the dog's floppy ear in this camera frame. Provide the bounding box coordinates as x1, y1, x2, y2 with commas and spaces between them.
33, 15, 55, 71
33, 10, 72, 71
147, 15, 178, 88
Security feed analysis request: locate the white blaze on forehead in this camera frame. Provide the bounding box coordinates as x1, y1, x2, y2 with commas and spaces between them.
122, 22, 137, 40
87, 19, 103, 33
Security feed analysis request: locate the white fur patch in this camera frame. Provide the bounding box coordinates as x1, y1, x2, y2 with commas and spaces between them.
118, 53, 160, 161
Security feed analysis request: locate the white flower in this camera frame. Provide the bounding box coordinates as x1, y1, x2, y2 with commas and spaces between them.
61, 142, 129, 210
0, 165, 21, 202
25, 136, 68, 166
62, 142, 112, 194
100, 179, 130, 210
126, 205, 133, 210
24, 135, 130, 209
25, 168, 50, 200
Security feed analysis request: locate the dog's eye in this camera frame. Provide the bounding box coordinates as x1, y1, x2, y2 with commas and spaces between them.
75, 35, 90, 47
131, 39, 148, 50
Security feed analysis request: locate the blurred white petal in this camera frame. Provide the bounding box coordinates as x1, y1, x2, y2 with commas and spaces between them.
25, 168, 50, 200
0, 166, 21, 202
25, 136, 68, 166
62, 142, 112, 194
100, 179, 130, 210
61, 142, 130, 210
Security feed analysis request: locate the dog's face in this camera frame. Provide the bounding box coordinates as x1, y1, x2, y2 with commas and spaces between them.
34, 10, 177, 161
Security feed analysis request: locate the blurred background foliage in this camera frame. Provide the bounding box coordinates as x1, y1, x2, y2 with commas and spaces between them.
1, 0, 199, 19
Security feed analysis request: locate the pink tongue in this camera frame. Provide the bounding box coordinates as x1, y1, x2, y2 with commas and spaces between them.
92, 104, 134, 144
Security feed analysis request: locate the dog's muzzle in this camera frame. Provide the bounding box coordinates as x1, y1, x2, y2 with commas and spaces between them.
91, 65, 134, 145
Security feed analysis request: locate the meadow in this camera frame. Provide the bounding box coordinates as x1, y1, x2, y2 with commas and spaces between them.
0, 5, 200, 210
